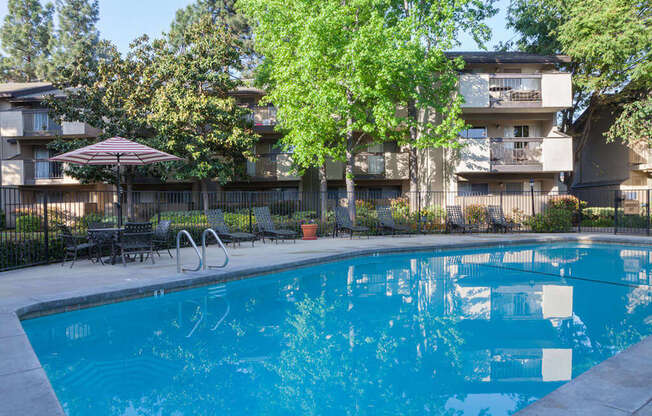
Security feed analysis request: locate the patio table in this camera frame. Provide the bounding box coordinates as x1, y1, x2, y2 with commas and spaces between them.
88, 228, 124, 265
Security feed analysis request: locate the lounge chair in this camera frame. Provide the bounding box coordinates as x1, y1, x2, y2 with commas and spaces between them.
487, 205, 516, 233
59, 225, 96, 268
207, 209, 257, 247
333, 206, 369, 239
115, 222, 154, 266
376, 206, 410, 235
253, 206, 297, 243
445, 206, 474, 233
153, 220, 173, 257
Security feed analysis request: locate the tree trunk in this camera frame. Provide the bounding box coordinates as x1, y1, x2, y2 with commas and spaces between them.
407, 99, 419, 213
319, 163, 328, 222
200, 178, 211, 215
125, 170, 134, 222
345, 126, 356, 221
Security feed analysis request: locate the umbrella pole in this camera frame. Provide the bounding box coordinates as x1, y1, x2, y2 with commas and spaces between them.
116, 155, 122, 227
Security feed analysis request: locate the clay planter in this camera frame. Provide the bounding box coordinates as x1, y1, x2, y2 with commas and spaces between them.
301, 224, 318, 240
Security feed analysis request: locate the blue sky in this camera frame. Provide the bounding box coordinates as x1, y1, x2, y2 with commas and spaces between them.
0, 0, 516, 54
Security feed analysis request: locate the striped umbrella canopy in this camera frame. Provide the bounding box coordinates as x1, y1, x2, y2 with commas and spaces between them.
49, 136, 181, 165
50, 137, 182, 226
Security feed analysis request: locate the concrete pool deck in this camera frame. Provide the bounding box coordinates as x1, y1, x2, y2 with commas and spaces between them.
0, 232, 651, 415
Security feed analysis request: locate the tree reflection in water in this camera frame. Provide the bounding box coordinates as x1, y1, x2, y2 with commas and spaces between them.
22, 243, 652, 416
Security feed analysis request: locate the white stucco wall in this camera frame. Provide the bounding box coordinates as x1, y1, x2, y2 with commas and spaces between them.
0, 111, 23, 137
542, 73, 572, 108
61, 121, 86, 136
1, 160, 24, 185
542, 137, 573, 171
456, 138, 490, 173
459, 74, 489, 108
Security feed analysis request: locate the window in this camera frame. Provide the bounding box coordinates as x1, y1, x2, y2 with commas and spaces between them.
458, 182, 489, 196
513, 125, 530, 138
505, 182, 523, 194
460, 127, 487, 138
367, 143, 384, 153
368, 155, 385, 174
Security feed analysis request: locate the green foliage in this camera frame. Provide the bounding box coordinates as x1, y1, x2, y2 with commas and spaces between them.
47, 0, 101, 81
146, 18, 259, 185
529, 208, 573, 232
549, 195, 586, 213
465, 204, 487, 225
0, 209, 5, 229
0, 0, 54, 81
169, 0, 257, 75
16, 214, 42, 232
605, 96, 652, 148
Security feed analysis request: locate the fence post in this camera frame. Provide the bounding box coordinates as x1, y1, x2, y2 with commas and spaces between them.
43, 190, 49, 264
417, 191, 421, 233
647, 189, 650, 236
156, 191, 161, 222
614, 190, 619, 235
248, 192, 253, 233
530, 187, 535, 216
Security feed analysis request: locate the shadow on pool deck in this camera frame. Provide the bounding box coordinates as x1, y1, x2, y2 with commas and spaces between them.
0, 233, 651, 416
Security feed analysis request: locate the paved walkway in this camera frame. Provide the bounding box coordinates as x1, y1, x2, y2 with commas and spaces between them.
1, 233, 651, 415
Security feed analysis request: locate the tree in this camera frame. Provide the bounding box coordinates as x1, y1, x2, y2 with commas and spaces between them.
146, 17, 259, 211
501, 0, 587, 132
241, 0, 495, 217
47, 38, 157, 217
0, 0, 54, 81
169, 0, 257, 75
556, 0, 651, 148
47, 0, 101, 81
385, 0, 497, 209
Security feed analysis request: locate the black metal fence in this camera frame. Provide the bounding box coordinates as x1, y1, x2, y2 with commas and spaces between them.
1, 186, 651, 272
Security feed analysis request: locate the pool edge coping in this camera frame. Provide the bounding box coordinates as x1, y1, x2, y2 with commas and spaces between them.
2, 233, 651, 416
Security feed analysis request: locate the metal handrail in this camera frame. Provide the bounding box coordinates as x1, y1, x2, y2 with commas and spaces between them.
176, 230, 202, 273
202, 228, 229, 271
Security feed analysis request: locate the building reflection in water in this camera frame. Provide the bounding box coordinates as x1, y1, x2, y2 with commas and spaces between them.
23, 244, 652, 416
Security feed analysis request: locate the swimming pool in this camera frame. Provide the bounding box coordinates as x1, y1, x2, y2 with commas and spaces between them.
22, 242, 652, 415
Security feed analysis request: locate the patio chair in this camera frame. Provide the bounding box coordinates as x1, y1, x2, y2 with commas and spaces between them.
115, 222, 155, 266
58, 225, 96, 268
152, 220, 173, 257
446, 206, 474, 233
376, 206, 410, 236
207, 209, 257, 247
487, 205, 516, 233
333, 206, 369, 239
253, 206, 297, 243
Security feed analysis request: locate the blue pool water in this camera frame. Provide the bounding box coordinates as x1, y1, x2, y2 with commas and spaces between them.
23, 243, 652, 416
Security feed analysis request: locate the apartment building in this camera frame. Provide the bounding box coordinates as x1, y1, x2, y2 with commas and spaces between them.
0, 82, 104, 190
419, 52, 574, 196
571, 95, 651, 191
0, 52, 574, 200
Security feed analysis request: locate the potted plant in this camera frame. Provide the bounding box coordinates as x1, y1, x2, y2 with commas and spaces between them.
300, 219, 318, 240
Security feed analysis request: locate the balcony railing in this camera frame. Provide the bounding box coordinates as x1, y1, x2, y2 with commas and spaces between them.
246, 154, 277, 179
489, 75, 541, 106
490, 138, 543, 168
23, 110, 62, 136
33, 159, 64, 179
354, 153, 386, 177
253, 106, 277, 127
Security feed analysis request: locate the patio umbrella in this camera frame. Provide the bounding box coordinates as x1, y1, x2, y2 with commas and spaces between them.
50, 137, 182, 226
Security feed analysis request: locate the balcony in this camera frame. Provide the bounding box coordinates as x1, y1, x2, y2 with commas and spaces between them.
455, 137, 573, 173
458, 73, 572, 111
326, 152, 409, 180
245, 153, 299, 181
22, 110, 62, 136
0, 110, 98, 138
1, 159, 78, 186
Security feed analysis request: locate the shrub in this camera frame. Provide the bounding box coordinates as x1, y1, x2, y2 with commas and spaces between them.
465, 204, 487, 225
0, 209, 5, 229
268, 200, 300, 216
549, 195, 586, 212
529, 208, 573, 232
16, 215, 42, 232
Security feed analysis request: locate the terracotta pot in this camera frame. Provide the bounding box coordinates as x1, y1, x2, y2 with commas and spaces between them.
301, 223, 318, 240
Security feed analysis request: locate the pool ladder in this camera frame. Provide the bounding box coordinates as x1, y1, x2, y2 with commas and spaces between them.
176, 229, 229, 273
